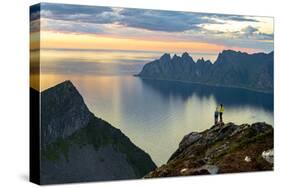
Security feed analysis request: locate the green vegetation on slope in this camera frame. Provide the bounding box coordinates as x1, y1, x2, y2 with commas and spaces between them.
41, 115, 156, 178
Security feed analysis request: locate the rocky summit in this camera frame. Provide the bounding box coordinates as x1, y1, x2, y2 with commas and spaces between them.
39, 81, 156, 184
41, 81, 92, 146
145, 122, 273, 178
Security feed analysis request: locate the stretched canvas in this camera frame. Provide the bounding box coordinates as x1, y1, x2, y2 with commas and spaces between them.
30, 2, 274, 185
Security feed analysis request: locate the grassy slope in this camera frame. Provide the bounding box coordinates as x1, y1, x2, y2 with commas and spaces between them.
41, 115, 157, 178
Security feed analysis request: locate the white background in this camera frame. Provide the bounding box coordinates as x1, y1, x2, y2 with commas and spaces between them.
0, 0, 280, 187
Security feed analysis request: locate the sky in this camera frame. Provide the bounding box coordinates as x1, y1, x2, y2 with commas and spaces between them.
30, 3, 273, 53
30, 3, 274, 77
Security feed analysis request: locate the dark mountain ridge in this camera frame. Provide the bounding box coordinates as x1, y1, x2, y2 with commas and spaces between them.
136, 50, 273, 93
41, 81, 92, 146
39, 81, 156, 184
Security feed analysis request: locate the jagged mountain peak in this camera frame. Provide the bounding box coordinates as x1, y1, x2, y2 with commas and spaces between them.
196, 57, 205, 63
220, 49, 246, 55
181, 52, 195, 63
195, 58, 212, 64
181, 52, 190, 57
136, 49, 273, 92
159, 53, 171, 63
221, 49, 238, 53
41, 80, 92, 145
172, 54, 182, 62
42, 80, 78, 97
172, 54, 180, 58
214, 50, 243, 63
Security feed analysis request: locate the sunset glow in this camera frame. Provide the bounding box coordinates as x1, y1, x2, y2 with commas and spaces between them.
30, 3, 273, 55
40, 31, 229, 53
30, 3, 274, 91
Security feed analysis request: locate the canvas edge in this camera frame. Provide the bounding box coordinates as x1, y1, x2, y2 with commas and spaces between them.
29, 3, 41, 185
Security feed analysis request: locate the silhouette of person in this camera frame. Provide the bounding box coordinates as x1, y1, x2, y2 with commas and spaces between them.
219, 104, 224, 123
214, 105, 220, 124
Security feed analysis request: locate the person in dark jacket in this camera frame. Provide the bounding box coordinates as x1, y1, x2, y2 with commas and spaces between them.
214, 105, 220, 124
219, 104, 224, 123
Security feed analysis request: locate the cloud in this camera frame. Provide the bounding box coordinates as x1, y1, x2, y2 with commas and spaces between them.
242, 26, 258, 35
30, 19, 40, 32
40, 18, 105, 34
37, 3, 262, 33
240, 26, 273, 40
204, 14, 259, 22
117, 9, 215, 32
257, 33, 274, 40
30, 4, 40, 21
39, 3, 116, 24
32, 3, 273, 53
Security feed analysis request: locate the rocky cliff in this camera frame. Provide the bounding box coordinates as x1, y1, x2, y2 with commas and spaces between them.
145, 122, 273, 178
41, 81, 92, 145
40, 81, 156, 184
136, 50, 273, 93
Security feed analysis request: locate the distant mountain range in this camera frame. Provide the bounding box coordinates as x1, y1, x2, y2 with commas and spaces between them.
136, 50, 273, 93
37, 81, 156, 184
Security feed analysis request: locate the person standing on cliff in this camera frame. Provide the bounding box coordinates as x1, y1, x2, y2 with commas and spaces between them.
219, 104, 224, 123
214, 105, 220, 124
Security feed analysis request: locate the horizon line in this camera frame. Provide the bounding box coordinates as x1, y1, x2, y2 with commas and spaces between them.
31, 47, 273, 55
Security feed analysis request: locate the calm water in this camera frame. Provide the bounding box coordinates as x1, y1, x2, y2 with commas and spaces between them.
40, 73, 273, 166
